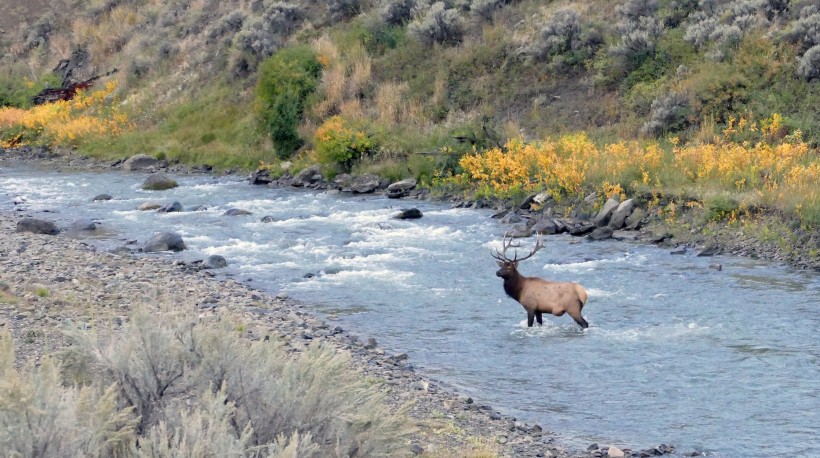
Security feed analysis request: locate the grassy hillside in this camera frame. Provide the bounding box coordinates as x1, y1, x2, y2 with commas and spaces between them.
1, 0, 819, 227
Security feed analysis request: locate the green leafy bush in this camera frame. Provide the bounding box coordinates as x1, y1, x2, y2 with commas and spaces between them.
706, 194, 740, 221
256, 45, 322, 158
0, 73, 61, 108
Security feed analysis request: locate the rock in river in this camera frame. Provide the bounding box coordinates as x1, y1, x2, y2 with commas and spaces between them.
141, 172, 178, 191
143, 232, 186, 252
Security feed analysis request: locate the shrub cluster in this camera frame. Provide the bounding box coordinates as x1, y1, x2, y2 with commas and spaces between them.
779, 5, 820, 80
0, 307, 415, 457
407, 2, 465, 46
610, 0, 665, 70
683, 0, 788, 60
0, 81, 129, 148
380, 0, 417, 25
256, 45, 323, 158
469, 0, 507, 23
515, 7, 603, 69
327, 0, 363, 22
641, 91, 692, 136
231, 2, 304, 75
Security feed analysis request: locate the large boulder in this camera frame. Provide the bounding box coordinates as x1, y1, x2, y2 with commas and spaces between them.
587, 226, 613, 241
249, 168, 272, 185
532, 217, 559, 235
386, 178, 417, 198
500, 212, 524, 225
332, 173, 353, 191
203, 255, 228, 269
568, 222, 596, 236
625, 207, 646, 230
141, 173, 178, 191
143, 232, 186, 252
16, 218, 59, 235
608, 199, 635, 230
290, 165, 324, 188
351, 174, 381, 193
122, 154, 161, 171
592, 197, 620, 226
507, 225, 534, 238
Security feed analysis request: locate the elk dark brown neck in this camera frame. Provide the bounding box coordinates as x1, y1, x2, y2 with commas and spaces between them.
502, 271, 524, 301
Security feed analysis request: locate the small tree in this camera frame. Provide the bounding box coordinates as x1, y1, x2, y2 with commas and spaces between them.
256, 45, 323, 158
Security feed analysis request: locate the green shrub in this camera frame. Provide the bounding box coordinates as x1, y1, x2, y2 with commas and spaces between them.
256, 45, 322, 158
706, 195, 740, 221
0, 72, 61, 108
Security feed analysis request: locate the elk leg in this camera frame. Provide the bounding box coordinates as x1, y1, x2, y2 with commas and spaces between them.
568, 310, 589, 329
527, 311, 535, 327
535, 311, 543, 325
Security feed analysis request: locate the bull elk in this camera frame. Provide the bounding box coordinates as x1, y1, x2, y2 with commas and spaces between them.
492, 235, 589, 329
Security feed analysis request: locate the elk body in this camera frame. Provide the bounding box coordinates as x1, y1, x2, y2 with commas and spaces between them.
493, 236, 589, 329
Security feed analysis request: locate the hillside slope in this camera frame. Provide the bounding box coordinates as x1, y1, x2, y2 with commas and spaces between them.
2, 0, 819, 147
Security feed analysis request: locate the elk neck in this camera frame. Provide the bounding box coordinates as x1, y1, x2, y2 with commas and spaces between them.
502, 271, 525, 301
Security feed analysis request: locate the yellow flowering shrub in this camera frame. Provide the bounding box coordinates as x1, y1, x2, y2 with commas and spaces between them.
313, 115, 375, 171
452, 114, 817, 222
0, 81, 130, 148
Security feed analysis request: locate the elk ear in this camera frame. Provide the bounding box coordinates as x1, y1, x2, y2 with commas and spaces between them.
496, 261, 505, 268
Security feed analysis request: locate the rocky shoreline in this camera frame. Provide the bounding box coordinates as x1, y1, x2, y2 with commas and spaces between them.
0, 146, 702, 457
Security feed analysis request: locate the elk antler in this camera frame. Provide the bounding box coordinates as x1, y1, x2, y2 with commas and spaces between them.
491, 234, 544, 262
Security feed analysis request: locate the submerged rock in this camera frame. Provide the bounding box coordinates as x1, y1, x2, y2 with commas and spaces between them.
224, 208, 252, 216
157, 201, 183, 213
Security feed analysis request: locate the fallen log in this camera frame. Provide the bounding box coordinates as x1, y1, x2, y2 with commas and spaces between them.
31, 68, 118, 105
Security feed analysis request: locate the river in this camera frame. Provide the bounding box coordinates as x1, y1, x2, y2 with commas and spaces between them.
1, 167, 818, 457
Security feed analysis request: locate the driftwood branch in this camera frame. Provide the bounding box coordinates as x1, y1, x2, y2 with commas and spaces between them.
31, 68, 118, 105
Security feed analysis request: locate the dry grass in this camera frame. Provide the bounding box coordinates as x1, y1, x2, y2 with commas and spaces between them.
375, 81, 409, 126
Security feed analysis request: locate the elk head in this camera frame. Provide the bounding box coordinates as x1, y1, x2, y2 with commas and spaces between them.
491, 235, 544, 280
